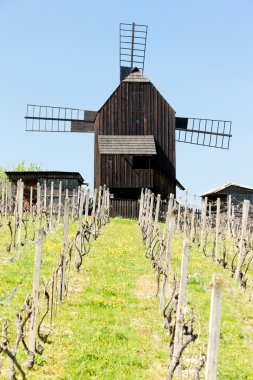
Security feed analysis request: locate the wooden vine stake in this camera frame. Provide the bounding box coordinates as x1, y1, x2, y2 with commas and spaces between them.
30, 186, 33, 214
60, 197, 70, 301
75, 186, 85, 267
36, 182, 41, 218
160, 209, 176, 312
152, 194, 161, 241
85, 188, 90, 222
17, 180, 24, 247
183, 190, 188, 236
57, 180, 62, 223
146, 193, 154, 248
72, 188, 76, 220
190, 194, 196, 242
90, 189, 97, 238
168, 240, 189, 379
227, 194, 232, 237
43, 180, 47, 210
235, 199, 250, 283
138, 188, 144, 224
4, 181, 8, 216
205, 274, 223, 380
49, 181, 54, 230
27, 224, 44, 367
176, 196, 181, 232
215, 198, 221, 262
200, 197, 208, 252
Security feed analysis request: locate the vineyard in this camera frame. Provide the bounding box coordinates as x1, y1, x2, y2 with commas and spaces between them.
1, 182, 253, 379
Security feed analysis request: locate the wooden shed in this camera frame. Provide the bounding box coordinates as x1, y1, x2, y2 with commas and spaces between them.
94, 68, 184, 203
201, 183, 253, 213
5, 171, 86, 203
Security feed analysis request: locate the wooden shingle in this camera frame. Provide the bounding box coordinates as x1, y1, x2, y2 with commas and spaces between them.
98, 135, 157, 155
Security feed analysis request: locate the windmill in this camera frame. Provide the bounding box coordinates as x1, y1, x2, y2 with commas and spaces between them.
25, 22, 232, 214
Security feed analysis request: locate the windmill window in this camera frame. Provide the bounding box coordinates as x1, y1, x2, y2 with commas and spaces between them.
132, 156, 151, 169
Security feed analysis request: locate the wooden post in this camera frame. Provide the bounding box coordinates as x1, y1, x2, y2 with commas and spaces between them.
160, 210, 176, 311
138, 188, 144, 224
4, 181, 8, 217
91, 188, 97, 218
200, 197, 208, 252
205, 274, 223, 380
208, 202, 212, 223
231, 205, 235, 235
36, 182, 41, 220
1, 180, 4, 216
75, 186, 85, 267
235, 200, 250, 283
77, 185, 80, 205
43, 180, 47, 210
30, 186, 33, 214
97, 186, 102, 211
183, 191, 188, 236
57, 180, 62, 223
146, 193, 154, 247
49, 182, 54, 230
190, 195, 196, 242
141, 189, 149, 228
60, 198, 70, 301
106, 189, 110, 217
12, 184, 17, 247
168, 240, 189, 378
85, 188, 90, 222
17, 180, 24, 246
227, 195, 231, 237
176, 196, 181, 232
215, 198, 221, 262
71, 189, 76, 220
28, 226, 44, 360
8, 181, 12, 214
164, 193, 174, 237
154, 194, 161, 227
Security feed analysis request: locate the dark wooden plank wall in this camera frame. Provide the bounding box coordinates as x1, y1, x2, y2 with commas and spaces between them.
110, 199, 172, 221
94, 80, 176, 197
110, 199, 139, 219
100, 155, 153, 189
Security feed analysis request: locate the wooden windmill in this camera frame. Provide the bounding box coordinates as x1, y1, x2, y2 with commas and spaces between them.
25, 22, 232, 212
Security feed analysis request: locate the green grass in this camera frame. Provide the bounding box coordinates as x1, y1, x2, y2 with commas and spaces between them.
1, 218, 253, 379
172, 235, 253, 380
28, 218, 169, 380
0, 218, 77, 326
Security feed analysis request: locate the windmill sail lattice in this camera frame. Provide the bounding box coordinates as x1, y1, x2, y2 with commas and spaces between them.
120, 22, 148, 81
25, 104, 96, 133
175, 117, 232, 149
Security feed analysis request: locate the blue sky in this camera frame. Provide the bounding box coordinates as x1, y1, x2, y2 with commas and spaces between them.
0, 0, 252, 202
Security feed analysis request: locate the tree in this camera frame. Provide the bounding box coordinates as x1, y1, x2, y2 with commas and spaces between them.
0, 161, 44, 180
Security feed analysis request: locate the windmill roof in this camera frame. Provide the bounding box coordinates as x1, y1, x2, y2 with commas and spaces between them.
201, 183, 253, 197
123, 67, 150, 83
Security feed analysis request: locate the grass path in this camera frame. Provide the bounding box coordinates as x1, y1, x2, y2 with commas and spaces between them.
30, 218, 169, 379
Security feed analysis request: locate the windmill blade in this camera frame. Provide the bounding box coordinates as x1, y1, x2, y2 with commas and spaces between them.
175, 117, 232, 149
25, 104, 96, 133
120, 22, 148, 82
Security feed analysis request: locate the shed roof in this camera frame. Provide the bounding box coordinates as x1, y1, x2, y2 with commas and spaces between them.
201, 183, 253, 197
98, 135, 157, 155
5, 171, 86, 184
